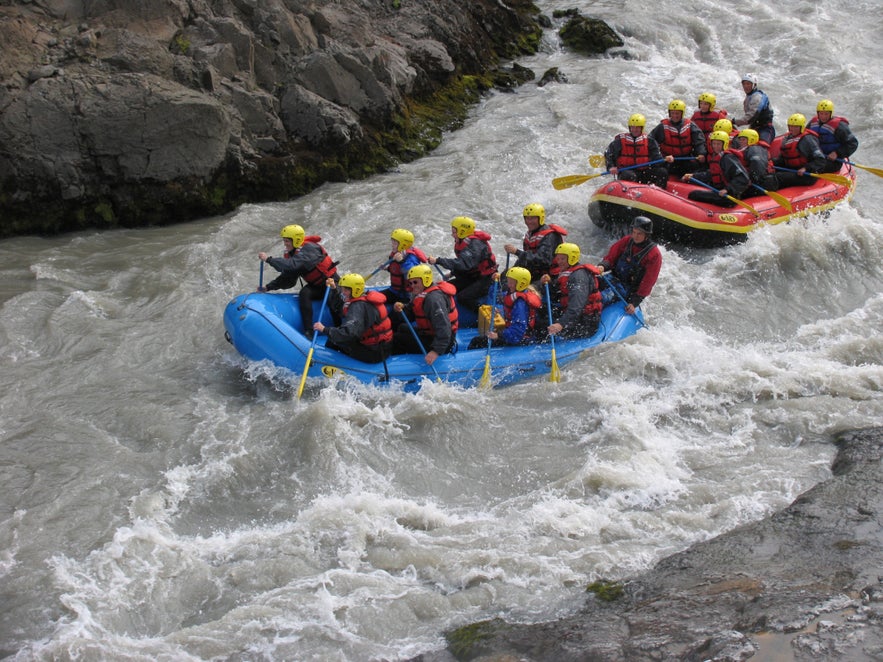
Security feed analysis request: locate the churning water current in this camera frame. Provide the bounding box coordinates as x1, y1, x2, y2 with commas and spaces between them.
2, 0, 883, 658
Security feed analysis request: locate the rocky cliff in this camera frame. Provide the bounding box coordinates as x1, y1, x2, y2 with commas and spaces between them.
0, 0, 542, 237
427, 427, 883, 661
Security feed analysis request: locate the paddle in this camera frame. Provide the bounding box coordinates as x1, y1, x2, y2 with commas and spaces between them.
479, 253, 509, 389
364, 257, 394, 283
686, 176, 760, 216
552, 159, 667, 190
751, 183, 792, 211
259, 260, 264, 289
836, 159, 883, 179
774, 166, 851, 186
296, 287, 331, 400
600, 273, 644, 329
401, 314, 443, 382
544, 282, 561, 383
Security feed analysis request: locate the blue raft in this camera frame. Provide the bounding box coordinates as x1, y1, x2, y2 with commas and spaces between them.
223, 291, 644, 391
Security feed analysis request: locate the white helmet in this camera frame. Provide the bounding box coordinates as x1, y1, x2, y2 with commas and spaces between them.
741, 73, 757, 87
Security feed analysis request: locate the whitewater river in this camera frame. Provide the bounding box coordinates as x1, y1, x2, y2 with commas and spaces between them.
2, 0, 882, 659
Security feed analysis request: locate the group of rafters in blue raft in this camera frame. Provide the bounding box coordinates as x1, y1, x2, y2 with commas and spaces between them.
224, 209, 655, 394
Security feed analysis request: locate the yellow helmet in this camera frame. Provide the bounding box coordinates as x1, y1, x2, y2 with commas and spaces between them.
698, 92, 716, 110
506, 266, 532, 292
668, 99, 687, 112
407, 263, 434, 288
628, 113, 646, 128
709, 130, 730, 150
787, 113, 807, 131
738, 128, 760, 146
712, 118, 733, 134
522, 202, 546, 226
280, 224, 305, 248
451, 216, 476, 239
817, 99, 834, 113
554, 242, 581, 267
339, 273, 365, 298
391, 228, 414, 251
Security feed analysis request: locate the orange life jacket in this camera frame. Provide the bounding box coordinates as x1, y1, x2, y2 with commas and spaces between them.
412, 281, 459, 335
557, 264, 602, 316
615, 133, 651, 168
779, 129, 820, 169
300, 236, 338, 285
659, 119, 696, 157
344, 290, 393, 345
387, 247, 428, 291
502, 289, 542, 330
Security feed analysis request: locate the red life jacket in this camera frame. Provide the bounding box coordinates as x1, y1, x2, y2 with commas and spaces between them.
300, 236, 338, 285
557, 264, 602, 316
779, 129, 819, 169
453, 231, 497, 277
412, 281, 459, 335
523, 224, 567, 252
690, 109, 727, 135
659, 118, 696, 157
343, 290, 393, 345
503, 289, 542, 330
734, 142, 775, 175
615, 133, 651, 167
705, 129, 738, 154
387, 247, 428, 291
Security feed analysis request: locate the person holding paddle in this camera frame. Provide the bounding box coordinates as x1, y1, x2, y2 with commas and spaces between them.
379, 228, 428, 305
773, 113, 827, 188
428, 216, 498, 313
649, 99, 707, 177
391, 264, 458, 365
733, 128, 779, 191
597, 217, 662, 316
603, 113, 668, 188
540, 243, 602, 340
258, 224, 339, 338
313, 274, 393, 364
807, 99, 859, 173
503, 202, 567, 283
469, 267, 542, 349
682, 130, 751, 207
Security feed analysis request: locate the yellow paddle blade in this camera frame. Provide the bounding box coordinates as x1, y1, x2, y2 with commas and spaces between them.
810, 172, 851, 186
728, 195, 760, 216
850, 162, 883, 179
479, 354, 492, 389
764, 189, 793, 212
549, 347, 561, 383
588, 154, 605, 168
296, 347, 314, 399
552, 172, 607, 190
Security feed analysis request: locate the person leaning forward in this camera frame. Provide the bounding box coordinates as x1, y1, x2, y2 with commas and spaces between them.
313, 274, 393, 364
258, 224, 339, 337
807, 99, 859, 174
503, 202, 567, 282
391, 264, 459, 366
541, 243, 602, 340
428, 216, 497, 313
597, 217, 662, 315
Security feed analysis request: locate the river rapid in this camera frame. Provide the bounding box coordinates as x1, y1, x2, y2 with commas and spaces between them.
2, 0, 882, 659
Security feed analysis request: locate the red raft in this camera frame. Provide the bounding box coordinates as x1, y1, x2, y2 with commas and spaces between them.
588, 161, 857, 248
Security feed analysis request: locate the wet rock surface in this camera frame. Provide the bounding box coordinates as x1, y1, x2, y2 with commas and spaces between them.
0, 0, 544, 236
424, 427, 883, 661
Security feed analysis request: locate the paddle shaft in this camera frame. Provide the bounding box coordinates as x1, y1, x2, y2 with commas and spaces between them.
543, 282, 561, 383
259, 261, 264, 289
552, 158, 667, 190
296, 287, 332, 400
687, 176, 759, 215
365, 258, 394, 283
836, 159, 883, 179
401, 314, 443, 381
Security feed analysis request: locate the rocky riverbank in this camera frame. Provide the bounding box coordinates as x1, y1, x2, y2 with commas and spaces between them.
421, 427, 883, 661
0, 0, 549, 237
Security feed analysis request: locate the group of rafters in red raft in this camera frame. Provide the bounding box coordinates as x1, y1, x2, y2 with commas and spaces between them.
555, 74, 880, 247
